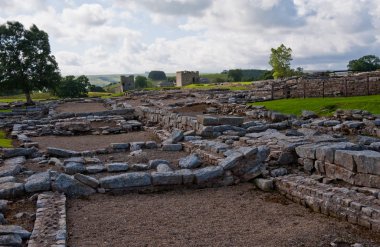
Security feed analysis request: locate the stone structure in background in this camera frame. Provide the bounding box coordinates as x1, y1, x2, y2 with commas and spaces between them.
120, 75, 135, 92
176, 71, 200, 87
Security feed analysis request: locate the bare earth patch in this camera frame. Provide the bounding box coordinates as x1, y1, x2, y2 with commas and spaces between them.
67, 183, 380, 247
55, 102, 108, 113
33, 131, 160, 151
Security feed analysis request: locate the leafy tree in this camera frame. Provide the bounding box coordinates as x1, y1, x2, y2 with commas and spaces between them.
228, 69, 243, 82
347, 55, 380, 71
269, 44, 293, 79
257, 70, 274, 80
135, 75, 148, 89
148, 71, 167, 81
55, 75, 89, 98
0, 21, 60, 104
89, 85, 106, 92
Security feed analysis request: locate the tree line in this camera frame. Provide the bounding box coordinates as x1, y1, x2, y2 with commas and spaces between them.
1, 21, 379, 103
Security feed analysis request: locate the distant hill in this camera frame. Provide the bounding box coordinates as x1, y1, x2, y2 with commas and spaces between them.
86, 74, 121, 87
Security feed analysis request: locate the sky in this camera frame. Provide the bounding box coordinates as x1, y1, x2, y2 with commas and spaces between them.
0, 0, 379, 75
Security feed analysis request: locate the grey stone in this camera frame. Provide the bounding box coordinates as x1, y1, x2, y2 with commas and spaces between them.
149, 160, 170, 169
254, 178, 273, 191
0, 183, 24, 199
370, 142, 380, 151
74, 174, 99, 188
162, 144, 182, 151
334, 150, 359, 171
197, 115, 219, 126
193, 166, 223, 184
86, 165, 105, 174
130, 163, 150, 171
0, 200, 8, 212
179, 154, 201, 169
99, 172, 151, 189
352, 150, 380, 175
0, 213, 5, 224
343, 121, 365, 129
47, 147, 79, 158
358, 135, 380, 145
130, 142, 144, 151
0, 225, 31, 239
303, 158, 315, 173
106, 163, 129, 172
184, 136, 202, 141
270, 168, 288, 177
323, 120, 341, 127
247, 125, 268, 133
301, 110, 317, 119
55, 174, 96, 197
2, 148, 35, 158
0, 163, 21, 178
295, 143, 326, 159
4, 157, 26, 166
63, 157, 85, 165
24, 172, 51, 193
64, 162, 85, 175
315, 142, 359, 163
285, 129, 304, 136
236, 147, 257, 158
156, 164, 173, 173
174, 169, 194, 184
145, 141, 157, 149
110, 143, 130, 150
375, 119, 380, 127
256, 146, 270, 163
151, 172, 182, 185
218, 152, 243, 170
0, 234, 22, 246
169, 129, 184, 143
270, 112, 288, 122
0, 176, 16, 184
48, 157, 62, 166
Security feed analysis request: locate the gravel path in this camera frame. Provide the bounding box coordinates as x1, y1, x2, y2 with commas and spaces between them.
33, 131, 159, 151
67, 183, 380, 247
55, 102, 108, 113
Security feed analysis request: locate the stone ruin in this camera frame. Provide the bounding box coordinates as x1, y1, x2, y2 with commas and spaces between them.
176, 71, 200, 87
0, 83, 379, 246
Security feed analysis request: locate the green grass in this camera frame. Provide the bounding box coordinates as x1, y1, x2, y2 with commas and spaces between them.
250, 95, 380, 116
0, 109, 11, 113
0, 130, 12, 148
0, 92, 56, 103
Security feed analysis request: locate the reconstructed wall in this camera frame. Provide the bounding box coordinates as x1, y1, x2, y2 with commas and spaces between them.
252, 71, 380, 100
120, 75, 135, 91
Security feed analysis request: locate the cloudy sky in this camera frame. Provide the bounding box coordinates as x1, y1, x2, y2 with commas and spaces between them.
1, 0, 379, 75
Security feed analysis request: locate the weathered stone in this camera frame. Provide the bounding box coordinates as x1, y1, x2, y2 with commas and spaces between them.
174, 169, 194, 184
130, 163, 150, 171
63, 157, 84, 165
0, 234, 22, 246
218, 152, 243, 170
55, 121, 90, 132
64, 162, 86, 175
74, 174, 99, 188
179, 154, 201, 169
323, 120, 341, 127
193, 166, 223, 184
358, 135, 380, 145
2, 148, 35, 158
315, 142, 358, 164
295, 143, 326, 159
169, 130, 184, 143
0, 183, 24, 199
99, 172, 151, 189
236, 146, 258, 158
254, 178, 273, 191
343, 121, 365, 129
325, 163, 355, 184
370, 142, 380, 152
156, 164, 173, 173
47, 147, 79, 158
0, 225, 30, 239
4, 156, 26, 166
130, 142, 145, 151
106, 163, 129, 172
197, 115, 219, 126
24, 172, 51, 193
375, 119, 380, 127
0, 163, 21, 178
303, 158, 315, 173
353, 150, 380, 175
0, 176, 16, 184
270, 112, 288, 122
270, 168, 288, 177
162, 144, 182, 151
152, 172, 182, 185
55, 174, 95, 197
110, 143, 130, 150
301, 110, 317, 119
145, 141, 157, 149
86, 165, 105, 174
334, 150, 358, 172
218, 116, 244, 126
149, 160, 170, 169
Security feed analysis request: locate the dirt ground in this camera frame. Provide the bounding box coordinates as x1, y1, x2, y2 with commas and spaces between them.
33, 131, 160, 151
67, 183, 380, 247
55, 102, 108, 113
5, 199, 36, 232
173, 103, 212, 117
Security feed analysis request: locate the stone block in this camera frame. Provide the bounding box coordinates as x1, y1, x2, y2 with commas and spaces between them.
0, 182, 24, 199
156, 164, 173, 173
162, 144, 182, 151
218, 116, 244, 126
218, 152, 243, 170
151, 172, 182, 185
0, 225, 31, 239
47, 147, 79, 158
99, 172, 152, 189
179, 154, 201, 169
353, 150, 380, 175
55, 174, 96, 197
196, 115, 219, 126
174, 169, 194, 185
74, 173, 99, 188
334, 150, 357, 172
110, 143, 130, 150
254, 178, 273, 191
106, 163, 129, 172
86, 165, 105, 174
193, 166, 223, 184
149, 160, 170, 169
64, 162, 86, 175
25, 172, 51, 193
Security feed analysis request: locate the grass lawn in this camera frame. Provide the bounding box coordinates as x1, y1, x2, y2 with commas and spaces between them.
0, 92, 57, 103
0, 130, 12, 148
88, 92, 124, 98
250, 95, 380, 116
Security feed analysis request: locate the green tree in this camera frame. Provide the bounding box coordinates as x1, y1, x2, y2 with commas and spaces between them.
347, 55, 380, 71
148, 71, 167, 81
228, 69, 243, 82
89, 85, 106, 92
135, 75, 148, 89
0, 21, 60, 104
269, 44, 293, 79
55, 75, 89, 98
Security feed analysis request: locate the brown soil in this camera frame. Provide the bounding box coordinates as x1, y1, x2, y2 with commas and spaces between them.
55, 102, 108, 113
67, 184, 380, 247
90, 121, 118, 129
97, 149, 189, 166
173, 103, 211, 117
5, 199, 36, 232
32, 131, 160, 151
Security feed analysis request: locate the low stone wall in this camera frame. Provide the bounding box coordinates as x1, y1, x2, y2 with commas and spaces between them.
275, 175, 380, 232
28, 192, 67, 247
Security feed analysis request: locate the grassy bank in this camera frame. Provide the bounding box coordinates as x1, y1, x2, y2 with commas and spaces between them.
0, 131, 12, 148
250, 95, 380, 116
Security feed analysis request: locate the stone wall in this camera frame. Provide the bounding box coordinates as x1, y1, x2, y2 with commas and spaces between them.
252, 71, 380, 100
176, 71, 200, 87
